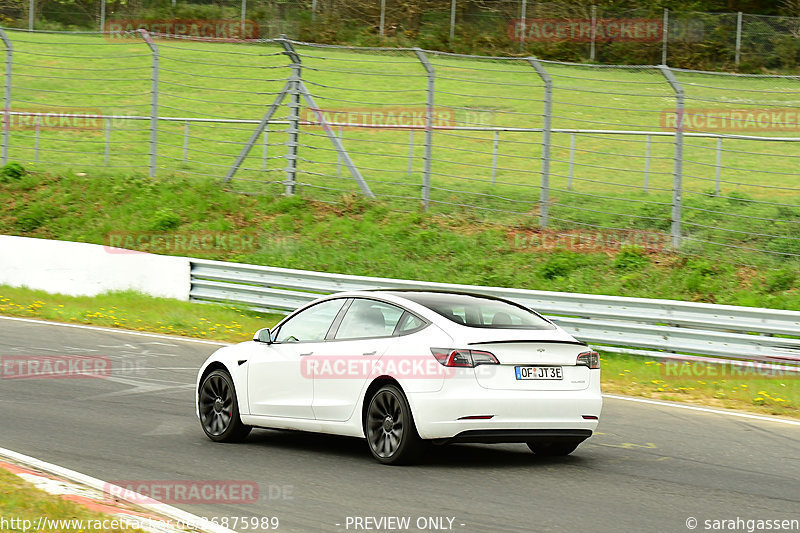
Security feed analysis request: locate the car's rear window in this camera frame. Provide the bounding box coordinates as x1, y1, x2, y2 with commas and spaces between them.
388, 292, 555, 330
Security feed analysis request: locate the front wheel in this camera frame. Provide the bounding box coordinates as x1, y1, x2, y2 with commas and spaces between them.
198, 369, 251, 442
527, 438, 581, 457
365, 385, 424, 465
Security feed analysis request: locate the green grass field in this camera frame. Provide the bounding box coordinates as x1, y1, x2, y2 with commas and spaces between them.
7, 31, 800, 218
2, 29, 800, 263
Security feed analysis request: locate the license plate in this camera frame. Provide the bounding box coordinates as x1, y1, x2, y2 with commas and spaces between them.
515, 366, 563, 380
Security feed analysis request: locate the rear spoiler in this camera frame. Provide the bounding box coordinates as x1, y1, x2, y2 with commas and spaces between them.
467, 339, 588, 347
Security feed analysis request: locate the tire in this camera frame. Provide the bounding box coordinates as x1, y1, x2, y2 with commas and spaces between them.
526, 438, 581, 457
364, 384, 424, 465
198, 369, 251, 443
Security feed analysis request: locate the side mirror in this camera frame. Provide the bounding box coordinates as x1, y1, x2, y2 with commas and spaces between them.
253, 328, 272, 344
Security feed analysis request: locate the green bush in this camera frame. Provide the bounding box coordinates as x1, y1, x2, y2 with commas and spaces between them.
0, 162, 26, 183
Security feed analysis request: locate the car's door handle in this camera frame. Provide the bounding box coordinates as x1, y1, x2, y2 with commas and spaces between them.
362, 351, 377, 356
299, 351, 314, 356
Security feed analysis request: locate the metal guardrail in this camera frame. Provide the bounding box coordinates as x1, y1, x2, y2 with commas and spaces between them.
190, 258, 800, 370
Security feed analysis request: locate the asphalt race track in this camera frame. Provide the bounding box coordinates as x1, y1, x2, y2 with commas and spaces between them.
1, 316, 798, 533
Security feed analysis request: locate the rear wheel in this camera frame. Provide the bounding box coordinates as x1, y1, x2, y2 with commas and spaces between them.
365, 384, 424, 465
527, 438, 582, 456
198, 369, 251, 442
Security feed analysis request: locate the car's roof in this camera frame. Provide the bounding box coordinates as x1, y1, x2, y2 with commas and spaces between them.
314, 289, 552, 326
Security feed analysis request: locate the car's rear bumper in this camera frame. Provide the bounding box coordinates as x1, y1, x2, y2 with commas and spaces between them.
406, 385, 601, 440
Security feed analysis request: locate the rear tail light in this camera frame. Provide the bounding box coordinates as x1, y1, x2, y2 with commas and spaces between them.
431, 348, 499, 368
576, 350, 600, 369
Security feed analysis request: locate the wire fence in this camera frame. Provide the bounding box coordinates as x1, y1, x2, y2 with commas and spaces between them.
6, 2, 800, 71
1, 28, 800, 264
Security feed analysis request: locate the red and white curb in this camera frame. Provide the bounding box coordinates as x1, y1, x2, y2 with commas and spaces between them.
0, 447, 238, 533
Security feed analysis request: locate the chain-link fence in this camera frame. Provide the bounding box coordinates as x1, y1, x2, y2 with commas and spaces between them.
6, 2, 800, 71
1, 29, 800, 264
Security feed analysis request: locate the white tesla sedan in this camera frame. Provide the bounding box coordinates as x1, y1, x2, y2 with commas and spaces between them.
196, 290, 601, 464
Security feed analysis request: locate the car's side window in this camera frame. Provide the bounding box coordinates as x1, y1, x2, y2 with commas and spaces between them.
395, 312, 427, 335
334, 299, 404, 340
274, 299, 346, 343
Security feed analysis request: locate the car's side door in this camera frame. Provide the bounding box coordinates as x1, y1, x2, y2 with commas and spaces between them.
247, 298, 347, 419
311, 298, 406, 422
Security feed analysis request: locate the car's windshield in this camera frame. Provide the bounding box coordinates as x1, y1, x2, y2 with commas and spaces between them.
387, 291, 555, 330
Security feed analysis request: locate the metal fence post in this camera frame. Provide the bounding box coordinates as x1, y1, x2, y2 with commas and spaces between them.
0, 29, 11, 166
281, 38, 301, 196
100, 0, 106, 33
414, 48, 434, 210
28, 0, 34, 30
241, 0, 247, 36
449, 0, 456, 43
379, 0, 386, 38
139, 30, 158, 178
735, 12, 743, 68
311, 0, 317, 22
661, 9, 669, 65
528, 57, 552, 228
660, 66, 684, 249
519, 0, 527, 52
590, 5, 597, 61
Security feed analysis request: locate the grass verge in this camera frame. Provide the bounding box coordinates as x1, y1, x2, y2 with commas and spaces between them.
0, 467, 145, 533
600, 354, 798, 419
2, 174, 800, 310
0, 285, 283, 343
1, 284, 796, 419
